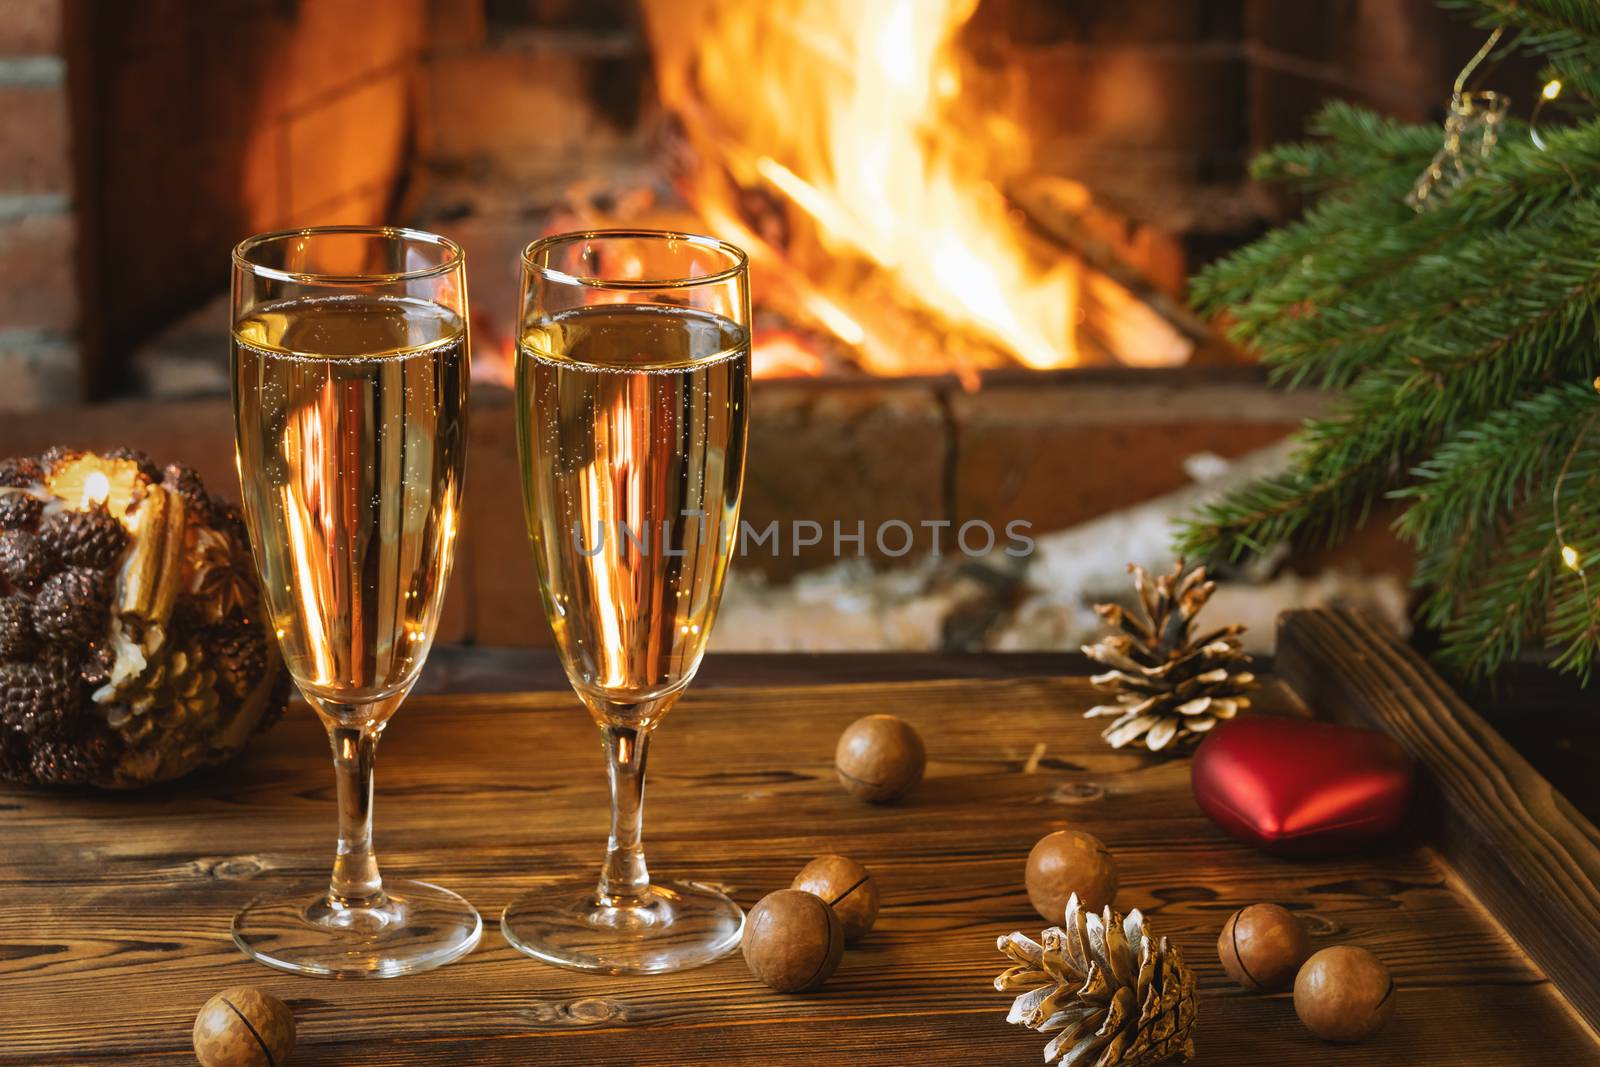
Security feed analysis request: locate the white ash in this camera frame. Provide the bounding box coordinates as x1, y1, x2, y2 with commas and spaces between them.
711, 442, 1410, 654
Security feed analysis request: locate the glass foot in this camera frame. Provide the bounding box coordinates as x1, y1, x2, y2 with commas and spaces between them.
232, 878, 482, 979
502, 878, 744, 974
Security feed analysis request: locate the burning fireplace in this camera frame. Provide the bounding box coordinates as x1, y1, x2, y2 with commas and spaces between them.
0, 0, 1477, 649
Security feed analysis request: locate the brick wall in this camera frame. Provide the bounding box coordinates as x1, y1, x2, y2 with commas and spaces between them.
0, 0, 80, 411
417, 0, 650, 204
81, 0, 429, 397
0, 0, 431, 410
971, 0, 1516, 257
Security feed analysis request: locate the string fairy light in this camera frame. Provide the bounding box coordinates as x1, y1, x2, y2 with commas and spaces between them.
1408, 27, 1509, 210
1550, 382, 1600, 647
1531, 77, 1564, 149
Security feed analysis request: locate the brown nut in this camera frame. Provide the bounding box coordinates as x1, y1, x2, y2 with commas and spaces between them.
742, 889, 845, 992
792, 854, 880, 943
835, 714, 925, 803
1294, 945, 1396, 1043
1218, 903, 1311, 993
1024, 829, 1118, 921
193, 986, 296, 1067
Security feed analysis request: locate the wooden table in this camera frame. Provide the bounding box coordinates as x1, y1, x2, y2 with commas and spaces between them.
4, 611, 1598, 1064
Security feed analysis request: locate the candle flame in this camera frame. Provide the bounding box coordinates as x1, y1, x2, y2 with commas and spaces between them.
83, 471, 111, 507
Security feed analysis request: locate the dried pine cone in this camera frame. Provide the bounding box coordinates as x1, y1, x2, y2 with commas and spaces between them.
210, 622, 269, 699
31, 568, 110, 646
0, 596, 38, 661
0, 458, 43, 488
0, 529, 56, 590
163, 463, 211, 512
0, 492, 43, 530
1083, 561, 1255, 753
80, 641, 115, 688
0, 728, 31, 780
29, 735, 117, 785
38, 505, 128, 570
995, 893, 1198, 1066
0, 653, 80, 737
40, 445, 83, 471
206, 498, 249, 545
101, 447, 162, 482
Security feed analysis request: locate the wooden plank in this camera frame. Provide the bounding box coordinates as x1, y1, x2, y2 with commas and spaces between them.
1277, 608, 1600, 1037
2, 663, 1594, 1064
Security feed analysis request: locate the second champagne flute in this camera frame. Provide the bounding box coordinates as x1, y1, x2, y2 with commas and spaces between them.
504, 229, 752, 974
229, 226, 481, 978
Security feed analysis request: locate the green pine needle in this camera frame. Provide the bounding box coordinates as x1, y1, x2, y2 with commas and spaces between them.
1178, 0, 1600, 681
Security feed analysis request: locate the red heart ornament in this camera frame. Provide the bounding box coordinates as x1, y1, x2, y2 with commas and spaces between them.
1191, 717, 1416, 857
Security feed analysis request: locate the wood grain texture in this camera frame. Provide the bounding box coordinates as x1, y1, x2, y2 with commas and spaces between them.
1, 647, 1596, 1063
1277, 609, 1600, 1039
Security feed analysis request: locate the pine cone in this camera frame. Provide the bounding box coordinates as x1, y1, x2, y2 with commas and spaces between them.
163, 463, 212, 514
0, 457, 43, 488
208, 622, 269, 699
0, 653, 80, 737
38, 505, 128, 570
40, 445, 83, 471
1082, 562, 1255, 753
209, 498, 249, 544
995, 894, 1197, 1067
0, 529, 57, 590
0, 596, 38, 661
80, 641, 115, 688
104, 641, 221, 740
101, 447, 162, 482
0, 728, 31, 780
0, 492, 43, 530
31, 567, 110, 647
29, 734, 117, 786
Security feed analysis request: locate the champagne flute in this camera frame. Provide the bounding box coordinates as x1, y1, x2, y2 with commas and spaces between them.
503, 229, 751, 974
229, 226, 481, 978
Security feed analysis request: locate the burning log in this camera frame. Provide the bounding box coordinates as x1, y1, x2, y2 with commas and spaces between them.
639, 0, 1203, 376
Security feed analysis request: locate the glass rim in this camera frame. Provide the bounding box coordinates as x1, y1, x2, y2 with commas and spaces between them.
522, 228, 748, 291
232, 225, 465, 286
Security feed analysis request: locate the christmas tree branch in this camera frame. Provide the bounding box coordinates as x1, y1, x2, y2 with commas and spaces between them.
1178, 0, 1600, 679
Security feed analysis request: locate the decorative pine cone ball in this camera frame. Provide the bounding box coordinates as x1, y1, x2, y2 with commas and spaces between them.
0, 448, 288, 788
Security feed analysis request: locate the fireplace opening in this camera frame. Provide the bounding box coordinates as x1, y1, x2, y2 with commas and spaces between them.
2, 0, 1492, 651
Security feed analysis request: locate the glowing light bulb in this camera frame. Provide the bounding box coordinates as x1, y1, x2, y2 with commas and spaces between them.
1543, 79, 1563, 100
1563, 544, 1581, 571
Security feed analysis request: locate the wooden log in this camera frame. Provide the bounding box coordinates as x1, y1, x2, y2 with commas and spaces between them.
1276, 608, 1600, 1036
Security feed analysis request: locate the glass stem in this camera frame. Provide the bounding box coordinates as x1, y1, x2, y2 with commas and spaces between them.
598, 724, 652, 904
327, 722, 385, 907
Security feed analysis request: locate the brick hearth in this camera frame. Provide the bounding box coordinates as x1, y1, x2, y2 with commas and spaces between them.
0, 368, 1321, 646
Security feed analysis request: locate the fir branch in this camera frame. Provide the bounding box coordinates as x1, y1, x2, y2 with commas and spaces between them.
1250, 102, 1442, 190
1395, 384, 1600, 627
1433, 505, 1561, 676
1453, 0, 1600, 43
1181, 0, 1600, 681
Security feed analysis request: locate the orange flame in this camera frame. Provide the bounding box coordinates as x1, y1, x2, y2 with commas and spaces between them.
643, 0, 1079, 375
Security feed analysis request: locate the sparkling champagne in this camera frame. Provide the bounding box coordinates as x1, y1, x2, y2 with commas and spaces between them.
517, 304, 750, 722
232, 294, 468, 713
